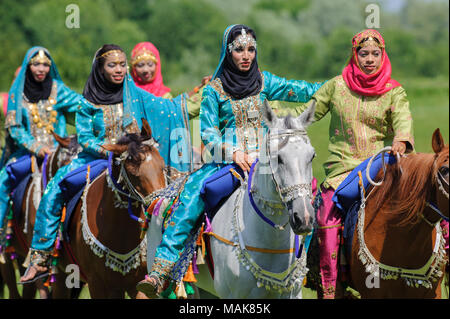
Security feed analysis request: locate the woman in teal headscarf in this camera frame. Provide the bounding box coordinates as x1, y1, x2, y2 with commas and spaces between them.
20, 44, 194, 283
137, 24, 324, 298
0, 47, 82, 254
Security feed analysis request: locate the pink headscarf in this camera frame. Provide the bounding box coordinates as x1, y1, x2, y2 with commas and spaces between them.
130, 42, 171, 97
342, 29, 400, 96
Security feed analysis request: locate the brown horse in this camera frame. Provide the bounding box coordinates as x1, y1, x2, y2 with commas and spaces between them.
349, 128, 449, 298
0, 134, 81, 299
53, 119, 166, 298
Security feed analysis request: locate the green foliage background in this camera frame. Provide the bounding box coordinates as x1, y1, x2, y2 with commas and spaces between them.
0, 0, 448, 183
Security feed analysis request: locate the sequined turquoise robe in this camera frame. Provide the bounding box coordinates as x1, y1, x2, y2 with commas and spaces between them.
151, 70, 323, 278
30, 74, 193, 252
0, 47, 82, 248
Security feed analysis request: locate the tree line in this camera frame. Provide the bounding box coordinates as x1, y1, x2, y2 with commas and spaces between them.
0, 0, 448, 93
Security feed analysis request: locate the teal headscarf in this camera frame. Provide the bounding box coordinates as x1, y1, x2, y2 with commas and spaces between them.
212, 24, 238, 80
7, 46, 61, 125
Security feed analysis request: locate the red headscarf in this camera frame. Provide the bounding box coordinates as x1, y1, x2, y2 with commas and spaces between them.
342, 29, 400, 96
130, 42, 171, 97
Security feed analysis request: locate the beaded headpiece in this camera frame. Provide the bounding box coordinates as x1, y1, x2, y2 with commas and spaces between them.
97, 49, 124, 63
353, 30, 385, 49
29, 49, 52, 66
131, 48, 158, 67
227, 28, 257, 53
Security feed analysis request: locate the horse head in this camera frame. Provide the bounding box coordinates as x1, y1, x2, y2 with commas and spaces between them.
50, 132, 82, 178
431, 128, 449, 220
102, 118, 167, 200
261, 100, 316, 235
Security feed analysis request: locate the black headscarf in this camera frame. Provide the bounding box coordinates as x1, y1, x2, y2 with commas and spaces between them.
23, 61, 53, 103
219, 25, 262, 100
82, 44, 124, 105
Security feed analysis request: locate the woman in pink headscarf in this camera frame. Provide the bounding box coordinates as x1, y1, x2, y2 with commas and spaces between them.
130, 42, 210, 100
130, 42, 211, 165
294, 29, 421, 298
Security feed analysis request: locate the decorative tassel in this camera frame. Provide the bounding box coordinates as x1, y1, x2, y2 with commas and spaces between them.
86, 164, 91, 182
195, 223, 206, 262
205, 215, 212, 233
196, 246, 205, 265
175, 281, 187, 299
183, 261, 197, 283
192, 253, 199, 274
185, 282, 195, 295
31, 156, 35, 173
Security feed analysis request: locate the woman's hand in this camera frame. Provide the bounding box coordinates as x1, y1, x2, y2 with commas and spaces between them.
37, 146, 52, 158
233, 150, 253, 172
201, 75, 212, 87
391, 141, 407, 156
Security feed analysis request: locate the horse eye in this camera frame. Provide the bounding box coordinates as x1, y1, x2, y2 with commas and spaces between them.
440, 166, 449, 176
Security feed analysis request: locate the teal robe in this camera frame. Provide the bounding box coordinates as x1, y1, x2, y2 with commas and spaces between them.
0, 47, 82, 247
150, 25, 323, 278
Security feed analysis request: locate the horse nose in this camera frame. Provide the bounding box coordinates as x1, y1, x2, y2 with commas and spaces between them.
289, 201, 315, 235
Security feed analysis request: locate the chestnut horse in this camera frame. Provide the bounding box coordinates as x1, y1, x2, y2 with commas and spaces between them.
0, 134, 81, 299
53, 119, 166, 298
349, 128, 449, 298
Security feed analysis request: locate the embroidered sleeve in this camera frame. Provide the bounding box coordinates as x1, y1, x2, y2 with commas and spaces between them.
75, 104, 109, 159
390, 86, 414, 152
53, 81, 83, 114
272, 77, 335, 121
263, 71, 324, 104
200, 85, 233, 161
6, 110, 44, 156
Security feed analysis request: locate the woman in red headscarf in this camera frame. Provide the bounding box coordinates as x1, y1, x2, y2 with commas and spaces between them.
130, 42, 210, 165
130, 41, 210, 99
293, 29, 417, 298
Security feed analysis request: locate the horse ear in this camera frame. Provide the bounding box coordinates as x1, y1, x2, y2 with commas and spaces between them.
141, 118, 152, 140
295, 99, 316, 129
261, 100, 278, 128
432, 128, 445, 153
52, 131, 71, 148
102, 144, 128, 155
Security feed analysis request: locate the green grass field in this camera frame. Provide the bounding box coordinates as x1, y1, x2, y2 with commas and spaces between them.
1, 77, 448, 299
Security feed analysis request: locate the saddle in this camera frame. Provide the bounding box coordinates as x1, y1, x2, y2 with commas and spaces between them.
332, 152, 397, 256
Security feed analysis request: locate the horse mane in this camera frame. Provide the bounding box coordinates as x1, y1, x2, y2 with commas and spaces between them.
66, 134, 80, 153
116, 133, 153, 165
369, 152, 435, 226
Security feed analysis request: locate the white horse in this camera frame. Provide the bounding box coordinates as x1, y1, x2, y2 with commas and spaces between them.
147, 100, 317, 298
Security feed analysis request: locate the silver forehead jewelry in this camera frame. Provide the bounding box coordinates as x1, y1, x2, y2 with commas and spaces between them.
228, 28, 257, 53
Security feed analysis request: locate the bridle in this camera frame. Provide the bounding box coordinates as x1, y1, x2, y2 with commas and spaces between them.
106, 138, 167, 222
422, 160, 449, 226
265, 129, 313, 204
366, 147, 449, 226
248, 128, 313, 231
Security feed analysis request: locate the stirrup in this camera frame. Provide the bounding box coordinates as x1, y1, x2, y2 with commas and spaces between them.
136, 274, 163, 298
18, 265, 49, 285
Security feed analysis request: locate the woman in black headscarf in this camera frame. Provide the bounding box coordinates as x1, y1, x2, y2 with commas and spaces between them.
20, 44, 139, 283
137, 24, 324, 298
